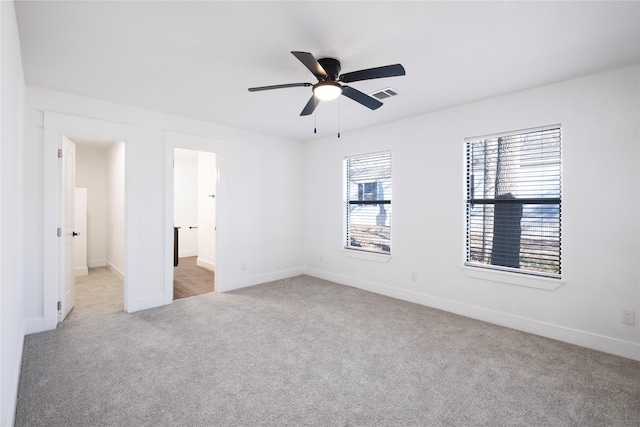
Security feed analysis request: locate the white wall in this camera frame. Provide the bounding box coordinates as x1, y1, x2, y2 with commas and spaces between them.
106, 141, 125, 279
1, 1, 25, 425
197, 151, 217, 271
75, 144, 107, 267
303, 65, 640, 361
174, 149, 199, 257
22, 86, 304, 327
22, 66, 638, 362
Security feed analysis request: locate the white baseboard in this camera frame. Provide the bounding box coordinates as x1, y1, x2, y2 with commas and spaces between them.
218, 267, 305, 293
88, 259, 106, 268
2, 334, 24, 427
197, 258, 215, 272
74, 266, 88, 276
179, 250, 198, 258
129, 294, 166, 313
24, 317, 46, 335
106, 261, 124, 281
304, 267, 640, 361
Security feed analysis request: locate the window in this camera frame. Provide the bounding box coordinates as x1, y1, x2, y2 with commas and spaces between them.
345, 152, 391, 254
466, 126, 561, 278
359, 182, 378, 201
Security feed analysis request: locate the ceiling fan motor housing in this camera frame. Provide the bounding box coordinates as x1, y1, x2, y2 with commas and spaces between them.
318, 58, 341, 81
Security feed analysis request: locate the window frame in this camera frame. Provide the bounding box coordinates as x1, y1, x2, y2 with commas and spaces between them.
464, 125, 562, 282
344, 151, 392, 256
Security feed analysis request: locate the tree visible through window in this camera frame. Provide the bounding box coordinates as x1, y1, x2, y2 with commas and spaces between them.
345, 152, 391, 254
466, 127, 561, 277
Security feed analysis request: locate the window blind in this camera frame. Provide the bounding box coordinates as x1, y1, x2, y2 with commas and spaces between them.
345, 152, 391, 254
466, 127, 561, 277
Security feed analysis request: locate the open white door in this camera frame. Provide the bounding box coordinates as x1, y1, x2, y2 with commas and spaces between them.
59, 136, 76, 322
74, 187, 88, 276
197, 151, 217, 273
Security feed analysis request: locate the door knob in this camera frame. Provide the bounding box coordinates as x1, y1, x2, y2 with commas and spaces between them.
72, 231, 80, 237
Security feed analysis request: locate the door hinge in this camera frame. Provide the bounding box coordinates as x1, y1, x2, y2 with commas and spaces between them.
57, 228, 62, 237
58, 149, 63, 158
57, 301, 61, 311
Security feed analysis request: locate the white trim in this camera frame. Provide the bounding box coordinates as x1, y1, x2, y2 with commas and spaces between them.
343, 149, 392, 161
131, 294, 165, 313
43, 128, 59, 330
304, 267, 640, 361
106, 260, 124, 282
218, 267, 304, 293
87, 259, 106, 268
3, 335, 24, 427
74, 267, 88, 277
163, 140, 174, 305
464, 123, 562, 142
461, 265, 563, 290
342, 249, 392, 263
197, 258, 215, 272
23, 317, 44, 335
178, 250, 198, 258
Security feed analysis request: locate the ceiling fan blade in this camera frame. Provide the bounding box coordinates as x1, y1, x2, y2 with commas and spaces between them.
291, 51, 328, 80
300, 95, 319, 116
342, 86, 383, 110
248, 83, 312, 92
339, 64, 406, 83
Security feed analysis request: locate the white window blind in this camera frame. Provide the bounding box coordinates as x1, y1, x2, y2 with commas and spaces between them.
345, 152, 391, 254
466, 126, 561, 277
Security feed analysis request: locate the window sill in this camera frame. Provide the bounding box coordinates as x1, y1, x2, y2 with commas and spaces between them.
461, 265, 563, 290
342, 249, 392, 263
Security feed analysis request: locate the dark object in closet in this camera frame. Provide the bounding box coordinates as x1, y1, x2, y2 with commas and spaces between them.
174, 227, 180, 267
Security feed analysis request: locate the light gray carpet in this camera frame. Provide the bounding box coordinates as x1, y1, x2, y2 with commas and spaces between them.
16, 275, 640, 426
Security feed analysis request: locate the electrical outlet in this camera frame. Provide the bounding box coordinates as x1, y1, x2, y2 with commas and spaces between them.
622, 310, 635, 325
411, 272, 417, 282
241, 263, 246, 271
320, 256, 324, 263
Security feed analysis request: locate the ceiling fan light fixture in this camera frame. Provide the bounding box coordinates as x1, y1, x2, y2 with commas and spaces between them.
313, 81, 342, 101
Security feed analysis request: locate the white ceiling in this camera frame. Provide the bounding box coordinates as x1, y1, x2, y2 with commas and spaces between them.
14, 1, 640, 142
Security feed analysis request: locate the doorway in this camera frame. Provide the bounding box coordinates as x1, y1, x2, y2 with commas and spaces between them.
42, 112, 133, 331
172, 148, 217, 300
61, 135, 126, 322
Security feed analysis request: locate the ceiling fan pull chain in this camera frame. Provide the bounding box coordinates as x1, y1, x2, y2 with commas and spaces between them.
314, 100, 317, 134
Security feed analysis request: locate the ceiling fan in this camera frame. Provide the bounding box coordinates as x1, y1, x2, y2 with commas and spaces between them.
248, 51, 406, 116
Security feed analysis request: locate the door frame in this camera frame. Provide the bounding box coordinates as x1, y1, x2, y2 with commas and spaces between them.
163, 131, 221, 304
43, 112, 132, 330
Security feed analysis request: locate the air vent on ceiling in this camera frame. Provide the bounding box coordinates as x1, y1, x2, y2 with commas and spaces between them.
369, 87, 398, 100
